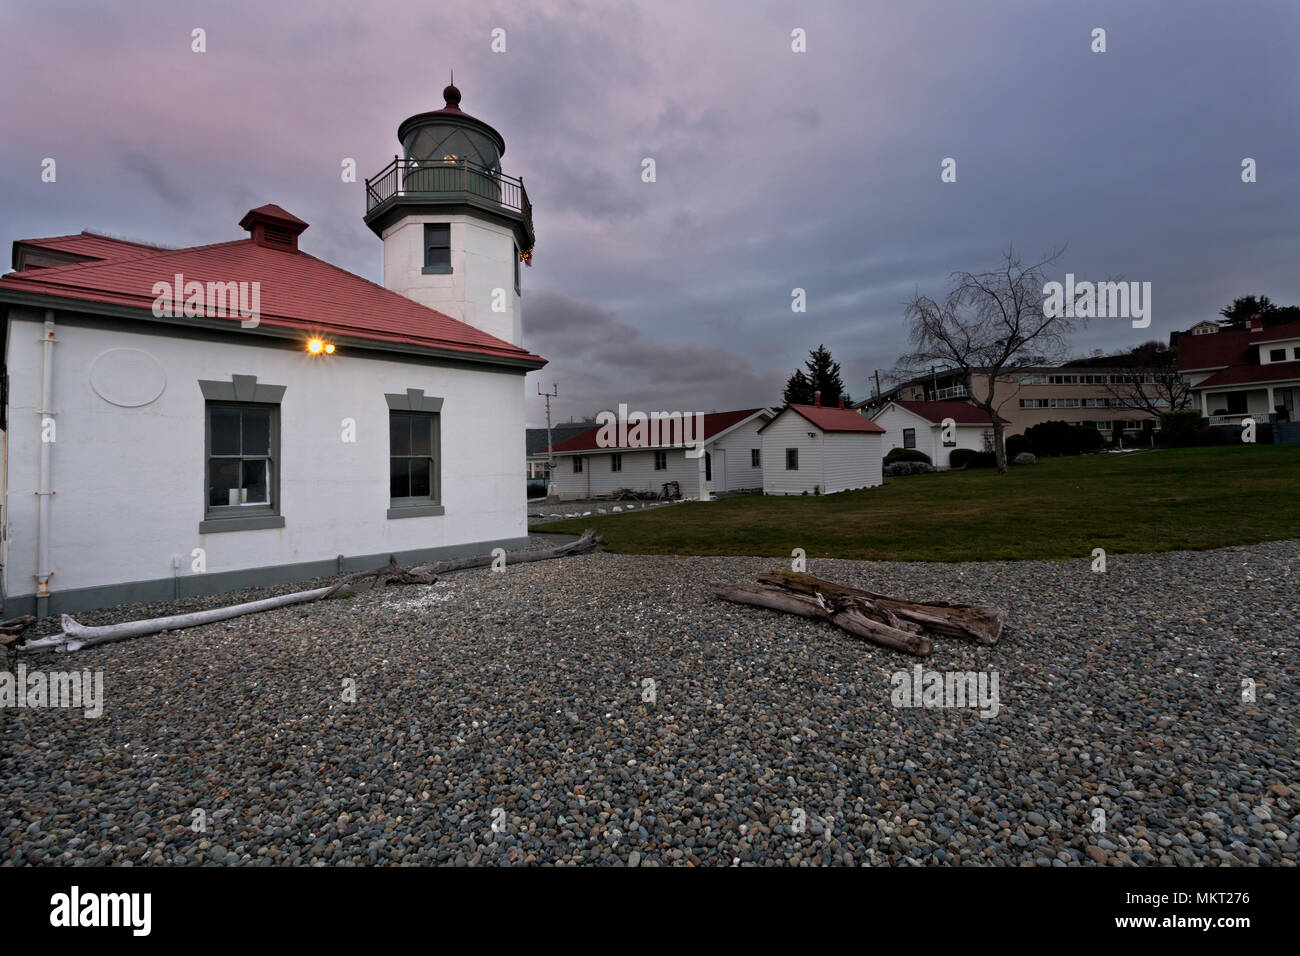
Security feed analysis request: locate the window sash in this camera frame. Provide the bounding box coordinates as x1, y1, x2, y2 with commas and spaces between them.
389, 411, 440, 504
785, 448, 798, 470
205, 402, 279, 519
424, 223, 451, 271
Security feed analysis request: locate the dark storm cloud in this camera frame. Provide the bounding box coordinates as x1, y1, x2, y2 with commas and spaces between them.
116, 148, 190, 208
2, 0, 1297, 426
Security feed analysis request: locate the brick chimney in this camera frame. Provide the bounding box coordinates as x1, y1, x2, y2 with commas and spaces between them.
1250, 313, 1263, 332
813, 390, 821, 407
838, 396, 845, 409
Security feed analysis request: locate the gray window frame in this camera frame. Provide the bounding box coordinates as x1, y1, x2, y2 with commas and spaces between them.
198, 375, 286, 534
386, 389, 444, 519
785, 448, 798, 470
574, 456, 583, 473
751, 448, 761, 468
1269, 348, 1286, 362
610, 452, 623, 472
422, 223, 452, 275
653, 450, 667, 471
903, 427, 916, 449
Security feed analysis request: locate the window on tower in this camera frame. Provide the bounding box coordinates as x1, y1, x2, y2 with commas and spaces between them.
423, 223, 452, 274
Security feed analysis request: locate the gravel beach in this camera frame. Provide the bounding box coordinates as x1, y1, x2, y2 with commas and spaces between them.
2, 538, 1297, 866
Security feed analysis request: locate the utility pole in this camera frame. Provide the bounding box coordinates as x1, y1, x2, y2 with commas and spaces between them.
874, 369, 882, 401
538, 382, 558, 474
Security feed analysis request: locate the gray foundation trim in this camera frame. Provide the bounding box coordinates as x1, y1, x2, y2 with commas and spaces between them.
385, 388, 444, 412
387, 504, 445, 519
199, 515, 287, 533
2, 535, 533, 620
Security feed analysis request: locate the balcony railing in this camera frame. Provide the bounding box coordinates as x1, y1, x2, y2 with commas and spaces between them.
365, 157, 533, 247
927, 385, 969, 401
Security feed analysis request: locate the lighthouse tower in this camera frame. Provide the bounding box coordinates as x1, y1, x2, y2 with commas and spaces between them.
364, 83, 534, 346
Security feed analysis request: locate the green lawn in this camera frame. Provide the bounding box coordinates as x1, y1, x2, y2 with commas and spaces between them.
545, 445, 1300, 561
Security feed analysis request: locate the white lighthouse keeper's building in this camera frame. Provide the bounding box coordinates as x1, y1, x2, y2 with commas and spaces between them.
0, 83, 543, 618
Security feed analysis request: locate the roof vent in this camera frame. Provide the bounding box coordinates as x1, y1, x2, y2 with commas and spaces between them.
239, 204, 309, 251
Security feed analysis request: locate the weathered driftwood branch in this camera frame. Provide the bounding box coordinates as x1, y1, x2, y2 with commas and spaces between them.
708, 581, 934, 657
0, 615, 36, 636
21, 530, 604, 655
756, 569, 1006, 645
18, 587, 339, 654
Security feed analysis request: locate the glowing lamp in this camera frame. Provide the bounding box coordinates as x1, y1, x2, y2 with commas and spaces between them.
307, 338, 324, 354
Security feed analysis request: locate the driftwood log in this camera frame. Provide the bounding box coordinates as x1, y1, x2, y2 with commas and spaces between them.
20, 530, 603, 655
708, 581, 934, 656
756, 570, 1006, 645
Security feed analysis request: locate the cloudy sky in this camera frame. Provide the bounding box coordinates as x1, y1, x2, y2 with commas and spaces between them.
2, 0, 1297, 425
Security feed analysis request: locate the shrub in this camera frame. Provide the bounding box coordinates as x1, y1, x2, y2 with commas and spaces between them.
883, 461, 936, 477
1012, 452, 1036, 465
884, 447, 932, 465
1195, 425, 1231, 446
948, 448, 997, 469
1005, 434, 1033, 458
1159, 409, 1201, 447
1024, 420, 1104, 456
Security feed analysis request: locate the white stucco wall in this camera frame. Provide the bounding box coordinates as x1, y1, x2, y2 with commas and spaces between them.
381, 213, 522, 346
3, 310, 527, 606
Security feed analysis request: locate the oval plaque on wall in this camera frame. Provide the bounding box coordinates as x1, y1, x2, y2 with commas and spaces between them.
89, 348, 167, 407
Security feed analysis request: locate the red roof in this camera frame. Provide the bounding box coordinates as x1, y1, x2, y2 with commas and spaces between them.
550, 408, 768, 453
14, 231, 167, 265
889, 400, 1000, 425
1, 209, 544, 367
1196, 360, 1300, 388
760, 404, 884, 434
1177, 320, 1300, 371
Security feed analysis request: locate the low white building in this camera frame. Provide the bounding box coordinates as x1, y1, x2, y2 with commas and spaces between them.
869, 400, 999, 468
547, 408, 773, 500
0, 84, 547, 618
759, 401, 884, 495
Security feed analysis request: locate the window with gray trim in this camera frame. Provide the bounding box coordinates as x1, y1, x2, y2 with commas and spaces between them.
386, 389, 444, 518
199, 375, 285, 533
785, 448, 798, 470
424, 223, 451, 274
574, 456, 583, 473
610, 453, 623, 472
390, 412, 438, 500
903, 428, 916, 449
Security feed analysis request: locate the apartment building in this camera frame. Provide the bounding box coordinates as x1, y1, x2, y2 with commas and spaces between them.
858, 366, 1165, 441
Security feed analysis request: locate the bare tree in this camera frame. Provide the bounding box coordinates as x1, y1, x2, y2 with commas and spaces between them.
898, 247, 1084, 473
1101, 341, 1193, 419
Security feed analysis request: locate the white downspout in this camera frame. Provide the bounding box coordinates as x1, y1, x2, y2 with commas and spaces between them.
35, 311, 55, 617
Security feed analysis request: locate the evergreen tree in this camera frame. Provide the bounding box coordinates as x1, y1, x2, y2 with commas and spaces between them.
783, 345, 851, 406
1218, 295, 1300, 329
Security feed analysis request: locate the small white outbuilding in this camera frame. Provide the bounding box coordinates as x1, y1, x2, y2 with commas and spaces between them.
759, 400, 885, 495
868, 400, 1000, 469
